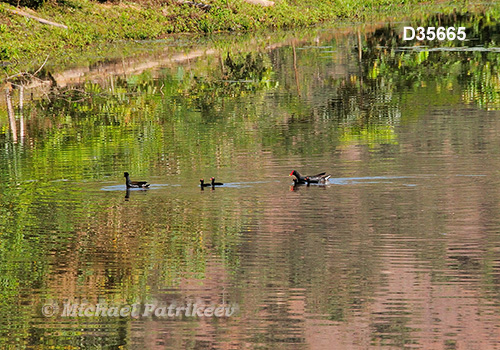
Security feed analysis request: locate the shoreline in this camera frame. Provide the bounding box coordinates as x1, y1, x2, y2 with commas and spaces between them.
0, 0, 489, 68
0, 0, 498, 85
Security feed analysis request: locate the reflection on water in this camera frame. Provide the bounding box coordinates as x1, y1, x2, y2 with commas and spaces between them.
2, 9, 500, 350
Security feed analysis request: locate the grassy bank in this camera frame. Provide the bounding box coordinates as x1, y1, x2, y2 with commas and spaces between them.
0, 0, 433, 66
0, 0, 498, 75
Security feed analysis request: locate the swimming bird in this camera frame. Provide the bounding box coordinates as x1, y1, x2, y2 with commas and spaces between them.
124, 172, 150, 188
210, 177, 223, 187
200, 179, 211, 188
289, 170, 330, 184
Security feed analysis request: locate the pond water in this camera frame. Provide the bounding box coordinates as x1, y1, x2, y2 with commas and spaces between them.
2, 11, 500, 349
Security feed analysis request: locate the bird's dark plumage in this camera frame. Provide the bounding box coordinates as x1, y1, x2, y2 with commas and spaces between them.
289, 170, 330, 184
305, 175, 330, 184
124, 172, 150, 188
200, 179, 211, 188
210, 177, 223, 186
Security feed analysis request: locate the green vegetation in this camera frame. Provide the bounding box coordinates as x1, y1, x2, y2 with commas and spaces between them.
0, 0, 476, 71
360, 11, 500, 111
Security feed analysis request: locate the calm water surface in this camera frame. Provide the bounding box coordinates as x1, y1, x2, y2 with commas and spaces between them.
2, 12, 500, 349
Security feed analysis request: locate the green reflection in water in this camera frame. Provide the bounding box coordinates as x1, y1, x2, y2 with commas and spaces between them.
1, 9, 500, 350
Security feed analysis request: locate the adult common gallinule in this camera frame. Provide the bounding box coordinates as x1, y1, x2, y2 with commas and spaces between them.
289, 170, 330, 184
124, 172, 150, 188
210, 177, 223, 187
200, 179, 211, 188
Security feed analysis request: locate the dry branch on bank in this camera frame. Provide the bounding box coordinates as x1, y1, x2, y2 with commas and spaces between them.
7, 8, 68, 29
